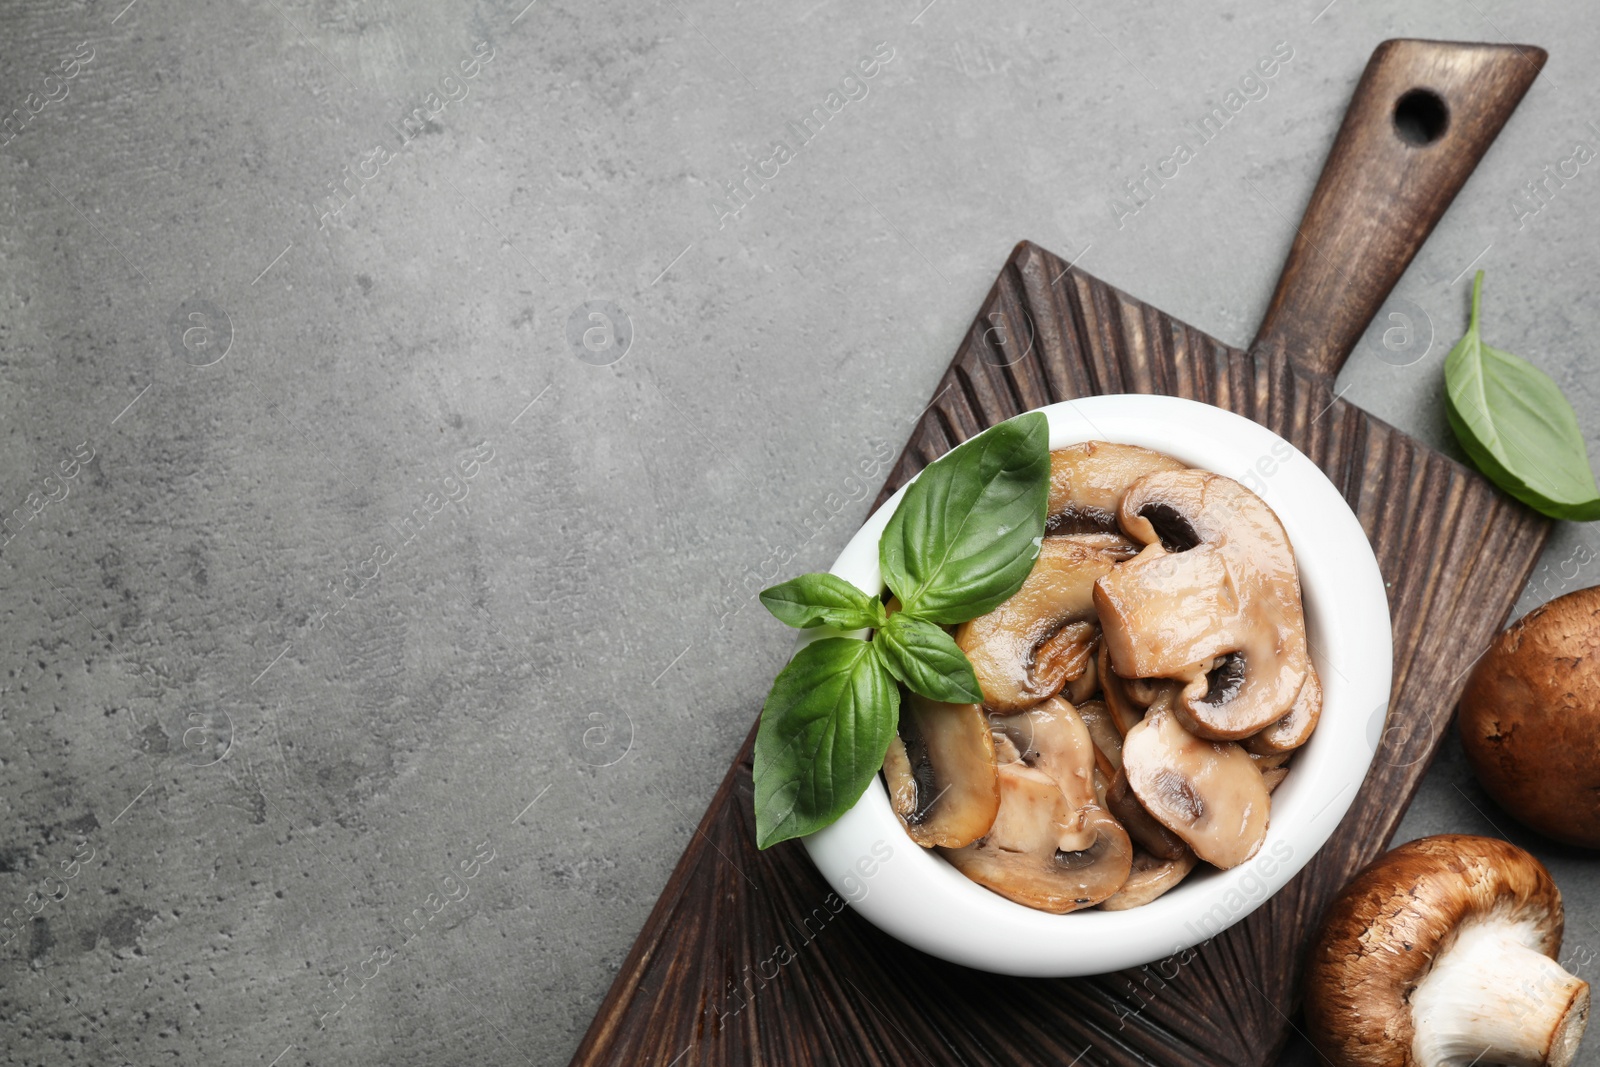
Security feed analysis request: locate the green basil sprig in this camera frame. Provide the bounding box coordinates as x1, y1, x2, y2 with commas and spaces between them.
1445, 271, 1600, 521
752, 412, 1049, 849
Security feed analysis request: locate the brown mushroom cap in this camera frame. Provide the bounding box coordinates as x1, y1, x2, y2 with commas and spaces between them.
1458, 586, 1600, 849
956, 538, 1119, 714
1121, 706, 1269, 869
1306, 835, 1586, 1067
882, 693, 999, 848
1094, 469, 1309, 741
1046, 441, 1188, 535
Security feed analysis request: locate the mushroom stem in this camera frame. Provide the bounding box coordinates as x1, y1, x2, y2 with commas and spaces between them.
1409, 918, 1590, 1067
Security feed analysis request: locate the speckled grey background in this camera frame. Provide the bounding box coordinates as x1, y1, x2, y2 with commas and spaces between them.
0, 0, 1595, 1064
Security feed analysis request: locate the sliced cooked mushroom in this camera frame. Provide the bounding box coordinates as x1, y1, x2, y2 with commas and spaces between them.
1075, 699, 1122, 778
1124, 675, 1171, 709
1249, 749, 1291, 771
1062, 637, 1100, 705
1098, 643, 1145, 736
988, 697, 1099, 849
1099, 644, 1182, 736
1260, 765, 1289, 793
1094, 469, 1309, 741
1106, 768, 1190, 861
882, 693, 999, 848
942, 793, 1132, 914
1243, 664, 1321, 755
1121, 707, 1270, 869
1048, 531, 1142, 559
1098, 847, 1199, 911
1032, 620, 1097, 697
1046, 441, 1188, 535
956, 538, 1120, 714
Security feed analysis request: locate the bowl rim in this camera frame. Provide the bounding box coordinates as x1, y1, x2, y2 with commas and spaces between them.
800, 394, 1393, 977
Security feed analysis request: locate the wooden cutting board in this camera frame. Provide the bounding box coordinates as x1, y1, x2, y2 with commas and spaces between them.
571, 39, 1550, 1067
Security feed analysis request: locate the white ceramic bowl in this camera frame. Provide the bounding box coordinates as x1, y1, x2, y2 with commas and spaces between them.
801, 394, 1391, 977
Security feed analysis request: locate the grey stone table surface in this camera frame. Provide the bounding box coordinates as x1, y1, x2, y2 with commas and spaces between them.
0, 0, 1596, 1064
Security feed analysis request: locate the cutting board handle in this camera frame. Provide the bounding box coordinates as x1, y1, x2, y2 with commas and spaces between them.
1249, 39, 1545, 380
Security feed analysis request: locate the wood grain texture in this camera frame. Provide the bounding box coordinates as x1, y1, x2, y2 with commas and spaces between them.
569, 243, 1550, 1067
1251, 38, 1545, 379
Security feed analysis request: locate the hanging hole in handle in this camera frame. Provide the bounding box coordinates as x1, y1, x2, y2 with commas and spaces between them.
1393, 89, 1449, 146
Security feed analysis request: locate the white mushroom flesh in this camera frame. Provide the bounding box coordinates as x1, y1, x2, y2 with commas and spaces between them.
1409, 912, 1591, 1067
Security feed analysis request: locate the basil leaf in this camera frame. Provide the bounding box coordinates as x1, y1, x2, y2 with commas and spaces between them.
759, 573, 886, 631
879, 411, 1050, 625
1445, 272, 1600, 521
873, 613, 982, 704
753, 637, 900, 850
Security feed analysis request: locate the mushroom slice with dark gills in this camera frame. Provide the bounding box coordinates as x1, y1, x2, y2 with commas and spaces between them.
1074, 699, 1123, 778
943, 698, 1132, 912
1105, 768, 1190, 862
942, 779, 1132, 913
989, 697, 1099, 848
1243, 663, 1321, 756
1121, 706, 1270, 869
882, 693, 999, 849
956, 538, 1122, 714
1098, 643, 1183, 737
1061, 638, 1100, 706
1046, 441, 1188, 535
1094, 469, 1310, 741
1098, 847, 1199, 911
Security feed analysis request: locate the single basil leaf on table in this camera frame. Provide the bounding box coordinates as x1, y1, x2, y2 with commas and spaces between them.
1445, 271, 1600, 522
752, 637, 901, 850
879, 410, 1050, 625
873, 612, 983, 705
759, 573, 887, 631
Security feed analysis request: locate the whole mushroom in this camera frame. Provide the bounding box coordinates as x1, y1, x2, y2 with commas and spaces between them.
1458, 585, 1600, 849
1306, 835, 1589, 1067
